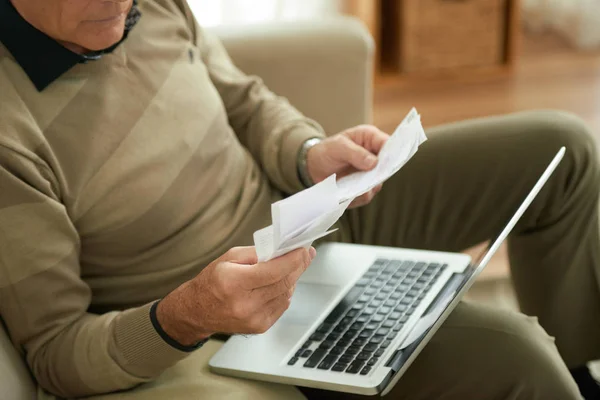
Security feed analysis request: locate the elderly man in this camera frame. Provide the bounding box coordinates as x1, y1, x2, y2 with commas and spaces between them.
1, 0, 599, 399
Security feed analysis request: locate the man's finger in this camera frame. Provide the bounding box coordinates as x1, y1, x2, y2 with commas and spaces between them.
242, 248, 314, 289
339, 137, 378, 171
346, 125, 389, 154
221, 246, 258, 264
348, 187, 380, 209
251, 263, 304, 304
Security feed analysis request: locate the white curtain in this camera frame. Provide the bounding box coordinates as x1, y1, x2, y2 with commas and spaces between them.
187, 0, 342, 27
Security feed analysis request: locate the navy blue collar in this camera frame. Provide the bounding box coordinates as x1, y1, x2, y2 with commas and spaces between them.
0, 0, 141, 91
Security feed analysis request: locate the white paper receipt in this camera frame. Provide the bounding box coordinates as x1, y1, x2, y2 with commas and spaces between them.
254, 108, 427, 262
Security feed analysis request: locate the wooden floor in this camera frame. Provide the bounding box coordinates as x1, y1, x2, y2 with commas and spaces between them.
374, 32, 600, 133
373, 32, 600, 280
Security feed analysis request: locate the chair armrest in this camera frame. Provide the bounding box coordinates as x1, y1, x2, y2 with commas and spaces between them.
210, 17, 374, 135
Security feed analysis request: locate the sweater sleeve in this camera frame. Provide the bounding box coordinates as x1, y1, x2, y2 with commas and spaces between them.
182, 9, 326, 194
0, 147, 190, 398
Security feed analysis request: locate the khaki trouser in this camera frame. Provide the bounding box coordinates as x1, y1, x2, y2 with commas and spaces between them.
84, 110, 600, 400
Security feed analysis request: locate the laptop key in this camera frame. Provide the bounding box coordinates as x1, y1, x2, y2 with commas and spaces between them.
367, 357, 379, 366
353, 338, 368, 346
389, 312, 401, 320
371, 314, 384, 323
362, 307, 376, 316
346, 361, 365, 374
288, 357, 299, 366
338, 338, 352, 347
345, 346, 360, 355
393, 323, 403, 332
395, 304, 408, 313
381, 340, 392, 349
316, 323, 332, 334
301, 349, 312, 358
295, 349, 304, 357
356, 315, 369, 323
324, 286, 363, 324
339, 354, 354, 363
371, 300, 382, 308
375, 293, 387, 300
366, 322, 379, 330
355, 278, 371, 287
390, 292, 402, 300
381, 287, 393, 293
347, 310, 359, 318
382, 320, 395, 328
304, 349, 327, 368
357, 295, 371, 303
376, 328, 390, 336
375, 348, 385, 357
356, 351, 371, 361
301, 340, 313, 349
369, 336, 383, 344
343, 331, 357, 340
364, 288, 377, 295
309, 333, 325, 341
408, 290, 419, 297
318, 355, 337, 370
319, 341, 335, 350
364, 343, 378, 352
317, 356, 337, 369
384, 300, 396, 307
350, 322, 364, 331
400, 315, 409, 323
377, 306, 392, 315
358, 330, 374, 338
360, 366, 372, 375
400, 297, 412, 305
371, 282, 383, 288
332, 362, 347, 372
330, 346, 344, 356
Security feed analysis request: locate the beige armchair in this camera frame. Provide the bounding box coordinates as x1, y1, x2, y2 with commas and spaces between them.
0, 17, 374, 400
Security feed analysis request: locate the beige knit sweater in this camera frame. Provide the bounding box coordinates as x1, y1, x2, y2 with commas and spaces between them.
0, 0, 324, 396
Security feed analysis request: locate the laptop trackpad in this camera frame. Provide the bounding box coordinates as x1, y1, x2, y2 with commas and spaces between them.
278, 282, 340, 326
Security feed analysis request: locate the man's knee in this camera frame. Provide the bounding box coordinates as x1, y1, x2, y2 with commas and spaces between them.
470, 310, 580, 399
531, 110, 598, 176
434, 304, 581, 399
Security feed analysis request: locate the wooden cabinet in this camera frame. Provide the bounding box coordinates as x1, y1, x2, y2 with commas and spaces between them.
342, 0, 521, 78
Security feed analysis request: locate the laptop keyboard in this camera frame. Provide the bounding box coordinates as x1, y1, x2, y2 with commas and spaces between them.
287, 259, 446, 375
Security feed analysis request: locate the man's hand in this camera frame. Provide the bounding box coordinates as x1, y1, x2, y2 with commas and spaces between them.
306, 125, 389, 208
156, 246, 316, 346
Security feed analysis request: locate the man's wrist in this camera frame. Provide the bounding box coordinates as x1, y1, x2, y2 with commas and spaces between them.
297, 137, 322, 188
151, 290, 211, 351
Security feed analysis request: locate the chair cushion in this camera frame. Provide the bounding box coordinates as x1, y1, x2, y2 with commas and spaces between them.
0, 321, 36, 400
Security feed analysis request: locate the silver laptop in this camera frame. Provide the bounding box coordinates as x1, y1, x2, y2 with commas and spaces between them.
209, 147, 566, 396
